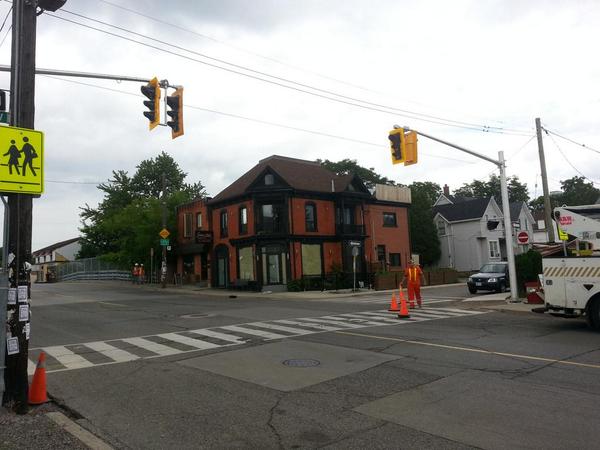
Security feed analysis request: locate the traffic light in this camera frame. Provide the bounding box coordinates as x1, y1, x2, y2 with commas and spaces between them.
388, 128, 405, 164
166, 87, 184, 139
141, 77, 160, 130
404, 131, 418, 166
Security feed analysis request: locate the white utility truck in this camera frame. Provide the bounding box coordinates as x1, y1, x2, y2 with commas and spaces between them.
541, 205, 600, 329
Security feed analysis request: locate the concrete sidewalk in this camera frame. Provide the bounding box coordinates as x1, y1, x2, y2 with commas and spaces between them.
465, 292, 544, 314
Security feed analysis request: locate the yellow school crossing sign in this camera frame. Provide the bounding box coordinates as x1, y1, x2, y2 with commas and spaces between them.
0, 125, 43, 194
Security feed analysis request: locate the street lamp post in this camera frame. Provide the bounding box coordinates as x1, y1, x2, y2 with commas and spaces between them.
402, 127, 519, 302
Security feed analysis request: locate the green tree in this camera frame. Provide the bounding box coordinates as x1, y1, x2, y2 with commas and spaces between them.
407, 181, 441, 266
78, 152, 206, 267
529, 176, 599, 211
317, 158, 395, 189
453, 174, 529, 204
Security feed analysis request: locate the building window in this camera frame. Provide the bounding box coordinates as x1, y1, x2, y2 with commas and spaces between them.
389, 253, 401, 266
196, 212, 202, 229
437, 220, 446, 236
239, 206, 248, 235
238, 246, 254, 280
383, 212, 397, 227
301, 244, 322, 275
305, 202, 317, 232
265, 174, 274, 185
489, 240, 500, 259
220, 210, 228, 238
184, 213, 193, 238
259, 203, 284, 233
377, 245, 386, 263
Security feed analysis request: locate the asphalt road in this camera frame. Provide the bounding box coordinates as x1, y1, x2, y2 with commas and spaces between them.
28, 282, 600, 449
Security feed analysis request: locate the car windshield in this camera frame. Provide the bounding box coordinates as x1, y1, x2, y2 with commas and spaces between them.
480, 264, 506, 273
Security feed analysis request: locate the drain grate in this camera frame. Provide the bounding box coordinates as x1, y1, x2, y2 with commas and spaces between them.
282, 359, 321, 368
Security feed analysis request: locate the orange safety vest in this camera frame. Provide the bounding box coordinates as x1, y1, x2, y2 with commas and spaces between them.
405, 266, 422, 283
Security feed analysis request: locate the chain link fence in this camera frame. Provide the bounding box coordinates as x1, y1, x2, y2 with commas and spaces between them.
55, 257, 131, 282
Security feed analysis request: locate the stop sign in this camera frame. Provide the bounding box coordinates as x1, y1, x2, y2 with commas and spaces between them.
517, 231, 529, 244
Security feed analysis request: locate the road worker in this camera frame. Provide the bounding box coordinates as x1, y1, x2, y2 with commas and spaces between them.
401, 259, 426, 308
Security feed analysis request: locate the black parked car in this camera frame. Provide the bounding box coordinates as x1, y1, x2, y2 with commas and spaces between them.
467, 262, 509, 294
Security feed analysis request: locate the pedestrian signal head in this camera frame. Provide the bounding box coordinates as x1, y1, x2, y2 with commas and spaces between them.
141, 77, 161, 130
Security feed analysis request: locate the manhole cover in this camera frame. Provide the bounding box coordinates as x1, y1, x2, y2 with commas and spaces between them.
282, 359, 321, 367
180, 313, 212, 319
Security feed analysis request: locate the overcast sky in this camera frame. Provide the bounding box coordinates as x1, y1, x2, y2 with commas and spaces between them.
0, 0, 599, 251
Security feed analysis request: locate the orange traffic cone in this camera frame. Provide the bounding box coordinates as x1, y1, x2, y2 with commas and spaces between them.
388, 292, 400, 312
397, 289, 411, 319
29, 352, 48, 405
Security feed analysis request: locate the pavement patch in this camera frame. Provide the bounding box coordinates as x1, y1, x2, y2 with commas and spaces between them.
178, 340, 399, 391
353, 370, 600, 450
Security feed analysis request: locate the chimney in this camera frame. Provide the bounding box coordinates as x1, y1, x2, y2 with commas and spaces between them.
443, 184, 450, 196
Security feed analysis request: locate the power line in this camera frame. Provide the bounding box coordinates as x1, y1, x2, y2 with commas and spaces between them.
40, 74, 477, 164
546, 132, 600, 186
45, 9, 532, 136
508, 134, 536, 158
0, 5, 11, 35
0, 23, 10, 48
542, 126, 600, 155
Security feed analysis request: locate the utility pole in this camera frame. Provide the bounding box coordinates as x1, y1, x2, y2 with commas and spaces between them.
2, 0, 37, 415
535, 118, 555, 243
161, 173, 167, 288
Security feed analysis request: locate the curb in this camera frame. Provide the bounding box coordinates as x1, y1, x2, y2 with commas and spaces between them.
46, 411, 114, 450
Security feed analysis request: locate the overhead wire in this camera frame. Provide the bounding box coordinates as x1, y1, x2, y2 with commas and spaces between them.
546, 131, 600, 186
43, 8, 533, 136
542, 126, 600, 155
40, 74, 477, 164
0, 4, 11, 35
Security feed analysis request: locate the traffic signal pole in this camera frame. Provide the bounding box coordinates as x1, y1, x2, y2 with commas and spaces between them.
405, 127, 519, 302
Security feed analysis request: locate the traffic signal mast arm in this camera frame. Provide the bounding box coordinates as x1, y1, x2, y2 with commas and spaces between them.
398, 125, 518, 302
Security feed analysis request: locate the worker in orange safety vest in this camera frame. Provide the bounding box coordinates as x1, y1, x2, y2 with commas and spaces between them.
132, 263, 139, 284
401, 259, 426, 308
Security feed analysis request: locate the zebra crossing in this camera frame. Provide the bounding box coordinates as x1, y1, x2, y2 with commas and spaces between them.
28, 306, 486, 375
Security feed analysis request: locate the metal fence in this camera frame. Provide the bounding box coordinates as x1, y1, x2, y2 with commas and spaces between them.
55, 257, 130, 282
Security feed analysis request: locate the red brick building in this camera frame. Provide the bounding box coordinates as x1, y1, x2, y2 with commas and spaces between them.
176, 155, 411, 290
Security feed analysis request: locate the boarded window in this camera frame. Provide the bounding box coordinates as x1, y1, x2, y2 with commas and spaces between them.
238, 246, 254, 280
301, 244, 322, 276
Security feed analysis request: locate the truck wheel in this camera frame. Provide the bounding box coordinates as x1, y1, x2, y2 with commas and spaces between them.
589, 299, 600, 331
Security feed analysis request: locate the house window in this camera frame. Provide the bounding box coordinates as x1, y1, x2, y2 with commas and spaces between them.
239, 206, 248, 235
259, 203, 284, 233
377, 245, 386, 263
383, 212, 397, 227
389, 253, 401, 266
437, 220, 446, 236
220, 210, 228, 238
301, 244, 322, 275
184, 213, 193, 238
238, 246, 254, 280
489, 240, 500, 259
305, 202, 317, 232
265, 174, 274, 185
196, 212, 202, 229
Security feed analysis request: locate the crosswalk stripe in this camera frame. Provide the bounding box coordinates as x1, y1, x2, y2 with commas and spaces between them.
246, 322, 315, 335
407, 311, 452, 319
324, 314, 391, 326
28, 359, 36, 376
84, 341, 140, 363
339, 313, 399, 323
120, 337, 182, 356
219, 325, 287, 340
188, 329, 248, 344
300, 317, 365, 328
426, 307, 482, 315
157, 333, 220, 350
274, 319, 341, 332
44, 346, 95, 370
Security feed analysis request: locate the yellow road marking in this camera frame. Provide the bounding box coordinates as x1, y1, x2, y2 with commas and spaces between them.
335, 330, 600, 370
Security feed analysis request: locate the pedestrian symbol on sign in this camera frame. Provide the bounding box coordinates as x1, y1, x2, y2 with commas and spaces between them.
0, 125, 44, 194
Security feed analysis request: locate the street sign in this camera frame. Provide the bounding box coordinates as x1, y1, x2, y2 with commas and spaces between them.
160, 238, 169, 246
0, 125, 44, 194
159, 228, 170, 239
517, 231, 529, 244
558, 227, 569, 241
349, 241, 361, 247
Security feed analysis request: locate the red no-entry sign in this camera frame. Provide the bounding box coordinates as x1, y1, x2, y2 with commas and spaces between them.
517, 231, 529, 244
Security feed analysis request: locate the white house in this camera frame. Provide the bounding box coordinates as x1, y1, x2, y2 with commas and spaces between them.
32, 237, 80, 282
432, 188, 535, 272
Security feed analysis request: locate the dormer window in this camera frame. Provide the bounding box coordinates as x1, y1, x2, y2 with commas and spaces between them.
265, 174, 274, 185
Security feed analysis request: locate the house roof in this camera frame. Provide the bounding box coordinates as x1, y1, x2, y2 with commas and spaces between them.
433, 198, 492, 222
33, 237, 80, 256
209, 155, 368, 204
509, 201, 525, 221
